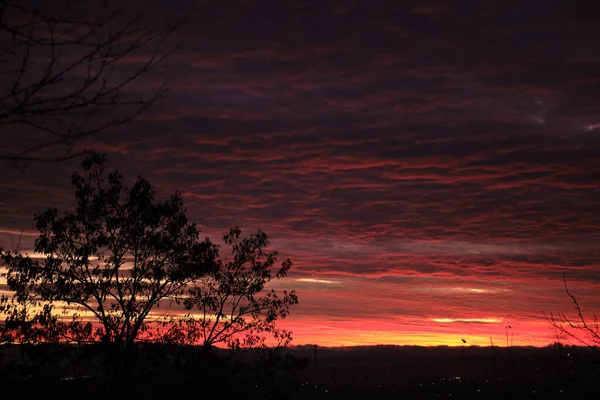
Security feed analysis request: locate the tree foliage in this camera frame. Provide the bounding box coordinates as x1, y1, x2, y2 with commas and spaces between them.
163, 227, 298, 349
0, 155, 299, 380
0, 0, 178, 165
0, 154, 217, 352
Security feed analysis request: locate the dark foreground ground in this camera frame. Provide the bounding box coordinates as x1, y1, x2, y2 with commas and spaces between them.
289, 345, 600, 399
2, 344, 599, 399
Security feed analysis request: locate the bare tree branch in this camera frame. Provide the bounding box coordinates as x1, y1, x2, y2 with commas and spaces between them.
544, 273, 600, 353
0, 0, 181, 166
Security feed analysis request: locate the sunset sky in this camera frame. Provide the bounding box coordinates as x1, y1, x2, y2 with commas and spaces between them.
1, 0, 600, 347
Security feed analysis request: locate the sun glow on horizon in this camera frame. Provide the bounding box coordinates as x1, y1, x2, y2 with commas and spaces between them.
431, 318, 503, 324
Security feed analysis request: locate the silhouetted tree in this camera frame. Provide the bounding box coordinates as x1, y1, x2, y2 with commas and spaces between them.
545, 273, 600, 351
162, 227, 298, 350
0, 0, 178, 165
0, 154, 217, 373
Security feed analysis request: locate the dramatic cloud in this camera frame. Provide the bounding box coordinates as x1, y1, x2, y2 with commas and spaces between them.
1, 0, 599, 346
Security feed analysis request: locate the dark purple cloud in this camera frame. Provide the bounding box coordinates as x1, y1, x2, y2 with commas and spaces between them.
1, 0, 600, 346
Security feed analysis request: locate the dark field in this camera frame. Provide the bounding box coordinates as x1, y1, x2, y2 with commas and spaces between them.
2, 344, 600, 399
289, 345, 600, 399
